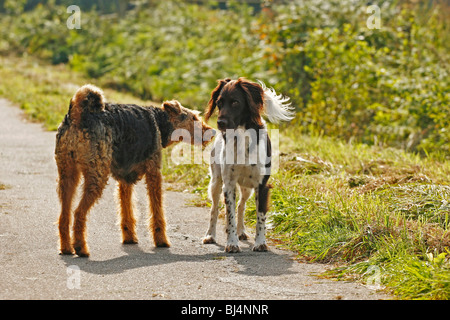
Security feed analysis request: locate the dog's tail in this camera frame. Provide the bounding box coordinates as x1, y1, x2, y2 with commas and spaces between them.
70, 84, 106, 116
258, 81, 295, 124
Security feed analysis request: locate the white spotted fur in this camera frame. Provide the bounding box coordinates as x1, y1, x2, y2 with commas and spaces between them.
203, 126, 270, 252
203, 82, 294, 253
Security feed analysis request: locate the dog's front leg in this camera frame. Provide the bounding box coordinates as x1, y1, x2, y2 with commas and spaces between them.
146, 165, 170, 248
253, 182, 269, 252
203, 164, 222, 244
223, 182, 240, 253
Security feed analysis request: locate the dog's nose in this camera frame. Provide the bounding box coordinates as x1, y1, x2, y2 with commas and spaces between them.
217, 119, 228, 130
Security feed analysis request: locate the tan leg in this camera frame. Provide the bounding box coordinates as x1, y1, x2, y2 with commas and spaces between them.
72, 170, 108, 257
57, 159, 80, 255
118, 181, 138, 244
145, 167, 170, 247
203, 165, 222, 244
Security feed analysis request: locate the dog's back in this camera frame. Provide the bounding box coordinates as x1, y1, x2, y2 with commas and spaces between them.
108, 103, 178, 183
56, 84, 168, 184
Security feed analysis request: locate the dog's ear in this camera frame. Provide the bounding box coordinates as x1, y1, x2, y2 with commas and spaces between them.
163, 100, 182, 115
237, 78, 264, 128
204, 78, 231, 122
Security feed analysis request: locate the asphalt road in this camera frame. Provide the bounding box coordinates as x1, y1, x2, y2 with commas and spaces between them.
0, 98, 389, 300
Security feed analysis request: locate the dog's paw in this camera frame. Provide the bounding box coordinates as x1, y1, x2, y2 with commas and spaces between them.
59, 242, 74, 255
202, 236, 216, 244
59, 248, 74, 255
225, 244, 241, 253
122, 230, 138, 244
155, 241, 171, 248
122, 239, 138, 245
72, 240, 90, 257
252, 243, 269, 252
74, 246, 90, 257
154, 233, 171, 248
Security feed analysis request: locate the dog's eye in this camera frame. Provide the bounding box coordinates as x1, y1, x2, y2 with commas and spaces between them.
180, 114, 187, 121
232, 100, 239, 106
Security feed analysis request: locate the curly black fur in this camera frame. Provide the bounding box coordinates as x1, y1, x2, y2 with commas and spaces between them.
57, 103, 174, 184
55, 84, 215, 256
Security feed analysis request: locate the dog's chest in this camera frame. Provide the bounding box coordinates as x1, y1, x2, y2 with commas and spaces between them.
229, 164, 261, 188
219, 138, 263, 188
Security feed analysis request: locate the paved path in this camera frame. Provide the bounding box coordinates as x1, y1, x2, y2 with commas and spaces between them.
0, 99, 389, 300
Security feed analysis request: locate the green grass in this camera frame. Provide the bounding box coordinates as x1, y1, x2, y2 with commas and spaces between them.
0, 55, 154, 130
161, 124, 450, 300
1, 54, 449, 299
267, 133, 450, 299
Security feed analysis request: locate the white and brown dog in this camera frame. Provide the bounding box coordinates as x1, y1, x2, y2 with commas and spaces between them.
203, 78, 294, 253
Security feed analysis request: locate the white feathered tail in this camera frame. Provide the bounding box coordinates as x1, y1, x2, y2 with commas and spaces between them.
258, 81, 295, 124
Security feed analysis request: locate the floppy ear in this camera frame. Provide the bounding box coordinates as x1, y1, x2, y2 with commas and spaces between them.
163, 100, 182, 115
237, 78, 265, 128
204, 78, 231, 122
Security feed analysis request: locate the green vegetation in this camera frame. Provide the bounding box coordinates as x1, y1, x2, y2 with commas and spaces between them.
0, 55, 152, 130
267, 132, 450, 299
0, 0, 449, 299
162, 127, 450, 300
1, 0, 448, 155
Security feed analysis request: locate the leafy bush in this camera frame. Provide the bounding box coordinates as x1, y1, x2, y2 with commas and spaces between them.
0, 0, 448, 155
66, 1, 264, 105
260, 0, 449, 155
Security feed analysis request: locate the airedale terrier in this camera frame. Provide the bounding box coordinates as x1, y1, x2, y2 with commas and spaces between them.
55, 84, 214, 257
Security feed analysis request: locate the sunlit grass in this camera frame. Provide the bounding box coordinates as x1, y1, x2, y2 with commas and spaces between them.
0, 55, 155, 130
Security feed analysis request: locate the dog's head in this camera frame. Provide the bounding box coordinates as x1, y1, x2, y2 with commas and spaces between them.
163, 100, 215, 147
204, 78, 265, 131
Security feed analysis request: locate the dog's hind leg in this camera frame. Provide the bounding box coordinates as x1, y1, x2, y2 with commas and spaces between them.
56, 158, 80, 255
203, 164, 222, 244
145, 165, 170, 248
237, 186, 252, 241
117, 181, 138, 244
72, 169, 108, 257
